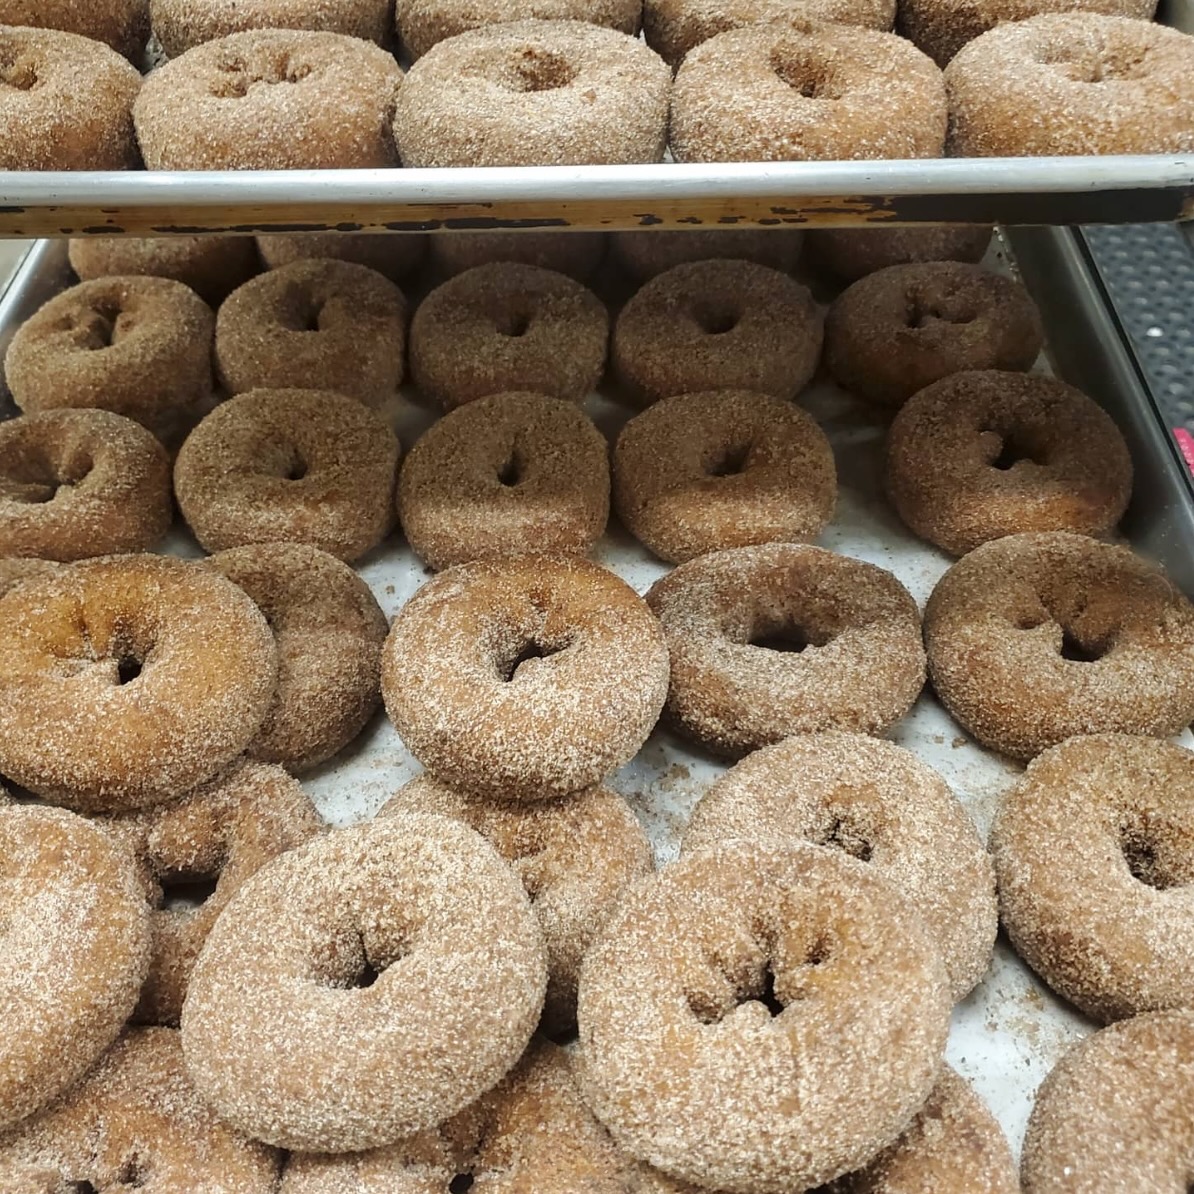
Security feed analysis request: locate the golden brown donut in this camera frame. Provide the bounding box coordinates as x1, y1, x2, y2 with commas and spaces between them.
647, 543, 925, 757
181, 814, 548, 1152
0, 555, 59, 598
611, 228, 804, 281
945, 14, 1194, 156
0, 410, 172, 562
807, 225, 993, 281
134, 29, 402, 169
0, 0, 147, 58
0, 27, 141, 169
397, 391, 610, 572
215, 258, 407, 408
256, 232, 427, 284
577, 841, 952, 1192
0, 554, 277, 811
886, 370, 1133, 556
204, 543, 389, 771
613, 390, 836, 564
381, 554, 670, 802
0, 1028, 281, 1191
429, 231, 606, 282
670, 23, 947, 162
174, 389, 400, 562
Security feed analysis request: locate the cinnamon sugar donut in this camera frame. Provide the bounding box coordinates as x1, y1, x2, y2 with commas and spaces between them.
0, 0, 147, 59
0, 27, 141, 170
824, 263, 1044, 408
215, 259, 407, 408
205, 543, 389, 771
647, 544, 925, 756
0, 805, 150, 1131
945, 14, 1194, 156
0, 1027, 281, 1191
134, 30, 402, 170
381, 775, 652, 1032
924, 532, 1194, 760
174, 389, 400, 562
613, 260, 822, 405
670, 23, 947, 162
410, 263, 608, 410
612, 228, 804, 281
257, 233, 427, 284
0, 555, 59, 598
807, 225, 993, 281
429, 231, 606, 282
887, 371, 1133, 556
0, 554, 277, 811
578, 842, 952, 1192
613, 390, 836, 564
398, 392, 610, 572
181, 814, 547, 1151
381, 555, 669, 802
393, 21, 671, 167
0, 410, 171, 561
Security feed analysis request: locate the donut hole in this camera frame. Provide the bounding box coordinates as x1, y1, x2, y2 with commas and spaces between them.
1059, 629, 1106, 663
1037, 44, 1151, 84
769, 47, 843, 101
815, 814, 874, 863
496, 447, 527, 487
158, 870, 221, 913
981, 428, 1049, 472
449, 1176, 475, 1193
690, 300, 742, 336
500, 48, 578, 93
495, 636, 573, 682
906, 286, 978, 328
688, 935, 833, 1024
747, 613, 831, 655
1118, 817, 1194, 890
0, 50, 38, 92
211, 52, 314, 99
706, 442, 752, 478
0, 450, 93, 505
494, 309, 533, 338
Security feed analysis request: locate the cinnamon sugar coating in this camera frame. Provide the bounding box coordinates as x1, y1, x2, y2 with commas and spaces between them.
257, 232, 427, 284
924, 532, 1194, 760
0, 806, 150, 1131
0, 1027, 281, 1192
886, 370, 1132, 556
807, 225, 992, 281
205, 543, 389, 771
670, 23, 947, 162
0, 410, 172, 561
398, 391, 611, 572
181, 815, 547, 1151
381, 554, 670, 802
429, 231, 606, 282
393, 21, 671, 167
0, 554, 277, 811
647, 544, 925, 757
0, 555, 60, 597
174, 389, 400, 561
613, 390, 836, 564
611, 228, 804, 281
134, 29, 402, 169
613, 260, 823, 406
0, 0, 147, 59
577, 842, 952, 1192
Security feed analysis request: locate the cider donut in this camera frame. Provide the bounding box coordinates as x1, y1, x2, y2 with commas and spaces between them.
647, 544, 925, 757
429, 231, 606, 282
134, 29, 402, 170
670, 23, 947, 162
807, 225, 993, 281
181, 814, 547, 1152
0, 555, 59, 598
611, 228, 804, 281
613, 260, 822, 406
0, 0, 147, 59
924, 532, 1194, 760
256, 232, 427, 284
577, 842, 952, 1193
205, 543, 389, 771
381, 554, 670, 802
0, 554, 277, 811
0, 410, 172, 562
0, 806, 150, 1132
886, 370, 1133, 556
392, 20, 671, 167
824, 262, 1044, 408
215, 258, 407, 408
174, 389, 400, 562
409, 263, 608, 409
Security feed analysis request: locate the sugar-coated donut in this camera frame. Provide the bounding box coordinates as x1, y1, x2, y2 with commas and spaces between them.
397, 391, 610, 572
174, 389, 400, 562
0, 1028, 281, 1191
824, 262, 1044, 408
215, 259, 407, 408
0, 554, 277, 811
181, 814, 547, 1152
0, 806, 150, 1132
410, 263, 608, 409
925, 532, 1194, 760
393, 20, 671, 166
0, 555, 59, 598
611, 228, 804, 281
647, 544, 925, 757
945, 14, 1194, 156
807, 224, 993, 281
134, 30, 402, 169
886, 370, 1133, 556
0, 410, 172, 561
578, 842, 952, 1193
0, 0, 147, 59
256, 232, 427, 284
613, 260, 822, 405
429, 230, 606, 282
670, 23, 947, 162
613, 390, 836, 564
0, 27, 141, 170
382, 554, 669, 802
205, 543, 389, 771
